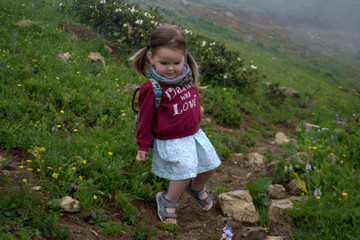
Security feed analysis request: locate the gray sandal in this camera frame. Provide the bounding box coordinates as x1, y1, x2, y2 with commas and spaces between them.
185, 180, 213, 211
156, 192, 179, 223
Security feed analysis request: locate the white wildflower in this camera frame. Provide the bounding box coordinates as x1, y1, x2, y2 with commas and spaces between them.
223, 74, 228, 79
236, 57, 241, 61
123, 23, 128, 27
130, 6, 136, 13
243, 67, 246, 71
266, 81, 271, 85
210, 42, 216, 46
202, 41, 206, 47
115, 8, 122, 13
144, 12, 148, 17
250, 64, 257, 70
289, 165, 293, 172
99, 0, 106, 4
135, 20, 143, 25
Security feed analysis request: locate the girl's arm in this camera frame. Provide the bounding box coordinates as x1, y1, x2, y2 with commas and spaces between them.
136, 81, 155, 151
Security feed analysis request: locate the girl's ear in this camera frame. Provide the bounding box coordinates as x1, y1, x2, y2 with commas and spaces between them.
148, 51, 154, 64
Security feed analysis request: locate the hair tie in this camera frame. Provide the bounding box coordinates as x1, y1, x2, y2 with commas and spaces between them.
146, 44, 150, 50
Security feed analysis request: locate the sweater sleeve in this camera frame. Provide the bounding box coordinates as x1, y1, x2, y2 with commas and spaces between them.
136, 81, 155, 152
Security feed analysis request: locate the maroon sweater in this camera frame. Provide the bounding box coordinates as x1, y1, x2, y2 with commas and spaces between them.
136, 80, 201, 151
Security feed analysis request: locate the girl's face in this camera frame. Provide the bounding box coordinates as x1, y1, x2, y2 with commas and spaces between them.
149, 47, 185, 79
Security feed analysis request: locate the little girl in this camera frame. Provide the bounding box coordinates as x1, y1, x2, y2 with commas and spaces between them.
129, 24, 221, 225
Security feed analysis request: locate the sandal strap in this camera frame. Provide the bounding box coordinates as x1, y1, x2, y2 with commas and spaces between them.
156, 192, 179, 222
160, 192, 179, 208
186, 180, 213, 208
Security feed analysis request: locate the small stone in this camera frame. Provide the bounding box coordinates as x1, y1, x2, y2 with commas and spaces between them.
31, 186, 42, 191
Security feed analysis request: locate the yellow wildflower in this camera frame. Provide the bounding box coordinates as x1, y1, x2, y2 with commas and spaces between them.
71, 167, 76, 170
52, 172, 59, 179
316, 196, 321, 200
17, 84, 22, 87
27, 168, 34, 171
79, 176, 83, 181
60, 110, 64, 114
22, 178, 27, 183
39, 147, 45, 151
312, 147, 317, 150
47, 166, 53, 170
26, 160, 32, 163
108, 152, 113, 155
73, 129, 78, 132
342, 192, 348, 197
37, 168, 41, 172
93, 195, 98, 200
19, 165, 24, 169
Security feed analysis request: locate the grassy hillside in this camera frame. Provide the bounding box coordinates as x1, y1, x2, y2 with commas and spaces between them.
1, 0, 360, 239
135, 0, 360, 118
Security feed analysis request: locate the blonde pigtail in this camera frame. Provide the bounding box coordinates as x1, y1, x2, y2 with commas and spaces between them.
186, 51, 202, 88
129, 47, 150, 77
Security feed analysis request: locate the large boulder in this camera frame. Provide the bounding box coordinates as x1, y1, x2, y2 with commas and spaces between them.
218, 190, 259, 224
267, 199, 293, 225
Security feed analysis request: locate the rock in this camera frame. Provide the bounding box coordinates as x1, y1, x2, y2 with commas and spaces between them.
284, 152, 307, 165
266, 236, 286, 240
295, 123, 320, 132
267, 199, 293, 225
267, 184, 285, 199
275, 132, 298, 148
233, 153, 244, 158
16, 20, 36, 27
247, 152, 265, 172
204, 117, 212, 123
218, 190, 259, 224
225, 11, 234, 18
278, 87, 301, 98
124, 83, 140, 91
286, 179, 301, 194
275, 132, 290, 144
58, 52, 71, 61
267, 143, 290, 158
59, 196, 80, 213
31, 186, 42, 191
88, 52, 106, 67
238, 226, 268, 240
182, 0, 190, 8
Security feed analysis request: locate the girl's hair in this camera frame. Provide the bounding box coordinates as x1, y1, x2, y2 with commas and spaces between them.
129, 24, 200, 86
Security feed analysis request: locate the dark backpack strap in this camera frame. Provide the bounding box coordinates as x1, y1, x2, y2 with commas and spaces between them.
149, 78, 162, 117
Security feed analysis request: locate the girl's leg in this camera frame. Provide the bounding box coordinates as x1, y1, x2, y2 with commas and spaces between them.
190, 168, 217, 209
164, 179, 189, 225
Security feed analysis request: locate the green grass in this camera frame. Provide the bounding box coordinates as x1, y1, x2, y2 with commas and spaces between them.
1, 0, 360, 239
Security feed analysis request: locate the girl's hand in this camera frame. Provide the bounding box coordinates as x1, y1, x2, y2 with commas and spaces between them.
200, 106, 204, 117
136, 151, 149, 162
